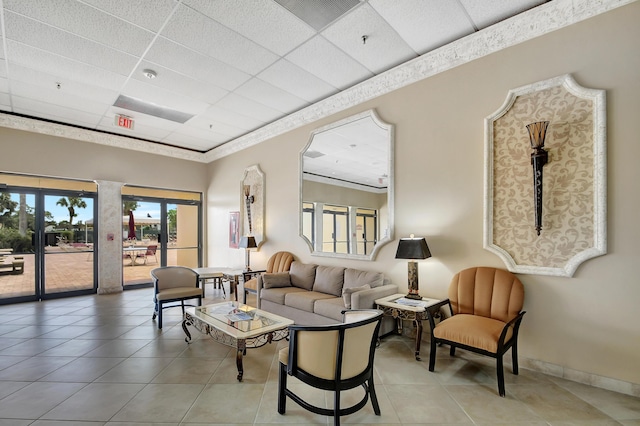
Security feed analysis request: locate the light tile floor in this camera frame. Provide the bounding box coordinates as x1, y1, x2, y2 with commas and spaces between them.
0, 287, 639, 425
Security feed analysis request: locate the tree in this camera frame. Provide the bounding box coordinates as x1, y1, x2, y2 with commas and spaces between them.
56, 196, 87, 226
18, 193, 27, 236
123, 201, 139, 215
0, 193, 17, 229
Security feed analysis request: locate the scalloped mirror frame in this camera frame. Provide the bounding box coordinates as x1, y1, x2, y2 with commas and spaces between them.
484, 74, 606, 277
299, 109, 394, 261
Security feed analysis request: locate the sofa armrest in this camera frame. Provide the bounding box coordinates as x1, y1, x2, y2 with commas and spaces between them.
351, 284, 398, 309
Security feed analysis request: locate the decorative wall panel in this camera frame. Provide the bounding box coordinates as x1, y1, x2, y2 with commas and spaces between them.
241, 165, 265, 249
484, 75, 606, 277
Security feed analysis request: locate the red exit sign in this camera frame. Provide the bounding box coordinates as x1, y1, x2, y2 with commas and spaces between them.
115, 114, 134, 130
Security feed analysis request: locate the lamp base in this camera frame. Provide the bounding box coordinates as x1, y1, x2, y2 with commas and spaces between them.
405, 292, 423, 300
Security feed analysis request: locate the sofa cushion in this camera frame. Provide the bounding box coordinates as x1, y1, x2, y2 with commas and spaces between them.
313, 266, 345, 297
342, 284, 371, 309
289, 261, 317, 290
344, 268, 384, 289
313, 297, 347, 322
261, 287, 306, 305
262, 272, 291, 288
285, 291, 336, 313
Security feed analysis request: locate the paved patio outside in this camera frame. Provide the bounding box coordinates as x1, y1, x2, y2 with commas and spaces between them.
0, 247, 174, 300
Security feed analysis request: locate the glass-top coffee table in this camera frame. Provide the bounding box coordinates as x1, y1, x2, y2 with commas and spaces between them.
182, 301, 294, 381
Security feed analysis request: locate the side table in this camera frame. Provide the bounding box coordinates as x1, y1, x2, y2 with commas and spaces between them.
375, 293, 441, 361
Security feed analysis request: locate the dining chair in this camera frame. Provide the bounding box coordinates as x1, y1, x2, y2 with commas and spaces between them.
135, 244, 158, 265
278, 309, 383, 426
150, 266, 203, 329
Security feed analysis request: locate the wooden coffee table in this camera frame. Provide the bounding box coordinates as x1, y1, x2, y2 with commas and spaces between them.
182, 301, 293, 381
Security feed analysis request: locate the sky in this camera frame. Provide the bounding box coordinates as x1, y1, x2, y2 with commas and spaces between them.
8, 194, 164, 225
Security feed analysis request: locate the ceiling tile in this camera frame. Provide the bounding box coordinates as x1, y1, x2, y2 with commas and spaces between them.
235, 78, 308, 113
322, 3, 417, 73
145, 37, 251, 92
11, 79, 110, 117
286, 35, 373, 89
4, 12, 138, 76
214, 92, 284, 124
6, 41, 127, 92
183, 0, 316, 56
459, 0, 546, 29
199, 105, 266, 132
161, 131, 217, 151
132, 62, 229, 106
80, 0, 178, 32
4, 0, 155, 56
161, 5, 279, 75
187, 114, 246, 139
369, 0, 476, 54
258, 59, 337, 103
13, 96, 104, 128
121, 78, 209, 117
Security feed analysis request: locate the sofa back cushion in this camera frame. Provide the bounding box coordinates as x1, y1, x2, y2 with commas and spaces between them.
262, 272, 292, 289
289, 261, 317, 290
344, 268, 384, 289
313, 265, 345, 297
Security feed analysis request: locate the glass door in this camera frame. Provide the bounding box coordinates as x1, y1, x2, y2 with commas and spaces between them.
0, 180, 97, 304
122, 188, 201, 289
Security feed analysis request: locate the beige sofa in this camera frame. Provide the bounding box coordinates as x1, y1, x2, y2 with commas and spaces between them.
250, 260, 398, 327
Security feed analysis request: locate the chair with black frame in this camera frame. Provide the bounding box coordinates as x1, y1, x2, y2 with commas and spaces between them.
278, 309, 383, 426
427, 266, 526, 397
150, 266, 203, 329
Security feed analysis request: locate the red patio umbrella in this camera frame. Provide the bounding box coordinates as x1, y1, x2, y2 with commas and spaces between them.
127, 210, 136, 240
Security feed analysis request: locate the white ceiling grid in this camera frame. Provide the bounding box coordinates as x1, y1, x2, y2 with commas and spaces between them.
0, 0, 556, 180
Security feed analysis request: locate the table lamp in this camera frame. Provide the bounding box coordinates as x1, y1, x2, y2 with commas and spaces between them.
239, 236, 257, 271
395, 234, 431, 300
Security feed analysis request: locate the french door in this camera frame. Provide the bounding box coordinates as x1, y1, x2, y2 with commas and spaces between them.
122, 189, 201, 288
0, 178, 97, 304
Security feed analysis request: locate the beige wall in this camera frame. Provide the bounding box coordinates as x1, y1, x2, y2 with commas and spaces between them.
207, 3, 640, 387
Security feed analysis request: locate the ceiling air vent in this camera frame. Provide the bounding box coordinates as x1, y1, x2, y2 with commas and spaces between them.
113, 95, 194, 124
303, 150, 325, 158
274, 0, 361, 31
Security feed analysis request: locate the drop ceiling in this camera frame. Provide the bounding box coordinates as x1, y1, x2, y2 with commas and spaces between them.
0, 0, 551, 157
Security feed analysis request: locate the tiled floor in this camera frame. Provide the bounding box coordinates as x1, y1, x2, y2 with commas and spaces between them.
0, 287, 639, 425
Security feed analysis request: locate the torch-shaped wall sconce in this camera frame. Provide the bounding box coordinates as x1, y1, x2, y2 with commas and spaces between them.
243, 184, 254, 233
526, 121, 550, 236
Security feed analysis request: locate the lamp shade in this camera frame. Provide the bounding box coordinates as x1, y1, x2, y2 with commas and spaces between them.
395, 236, 431, 260
238, 236, 257, 249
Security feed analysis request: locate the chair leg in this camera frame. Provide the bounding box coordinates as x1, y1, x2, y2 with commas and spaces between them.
497, 356, 506, 397
181, 301, 185, 315
450, 346, 456, 356
512, 344, 519, 375
334, 389, 341, 426
277, 362, 287, 414
158, 302, 163, 329
428, 337, 437, 371
368, 378, 381, 415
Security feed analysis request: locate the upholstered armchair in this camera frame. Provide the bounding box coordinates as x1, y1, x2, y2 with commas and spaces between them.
150, 266, 203, 329
242, 251, 294, 307
278, 309, 383, 426
427, 266, 526, 397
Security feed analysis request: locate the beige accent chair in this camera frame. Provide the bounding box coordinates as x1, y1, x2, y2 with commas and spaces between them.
243, 251, 294, 306
427, 266, 526, 397
278, 309, 383, 426
151, 266, 203, 329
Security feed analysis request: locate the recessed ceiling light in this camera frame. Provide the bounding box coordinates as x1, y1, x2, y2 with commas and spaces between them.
142, 69, 157, 79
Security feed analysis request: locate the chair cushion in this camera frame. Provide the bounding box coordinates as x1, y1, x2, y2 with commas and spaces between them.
313, 266, 345, 297
344, 269, 384, 289
285, 291, 336, 313
289, 261, 317, 290
156, 287, 203, 302
433, 314, 512, 353
342, 284, 371, 308
262, 272, 291, 288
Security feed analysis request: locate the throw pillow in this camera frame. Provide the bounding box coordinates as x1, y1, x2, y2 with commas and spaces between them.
313, 265, 345, 297
344, 268, 384, 289
342, 284, 371, 309
262, 272, 291, 289
289, 261, 317, 290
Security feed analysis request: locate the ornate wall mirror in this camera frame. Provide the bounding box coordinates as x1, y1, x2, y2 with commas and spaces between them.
299, 110, 394, 261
